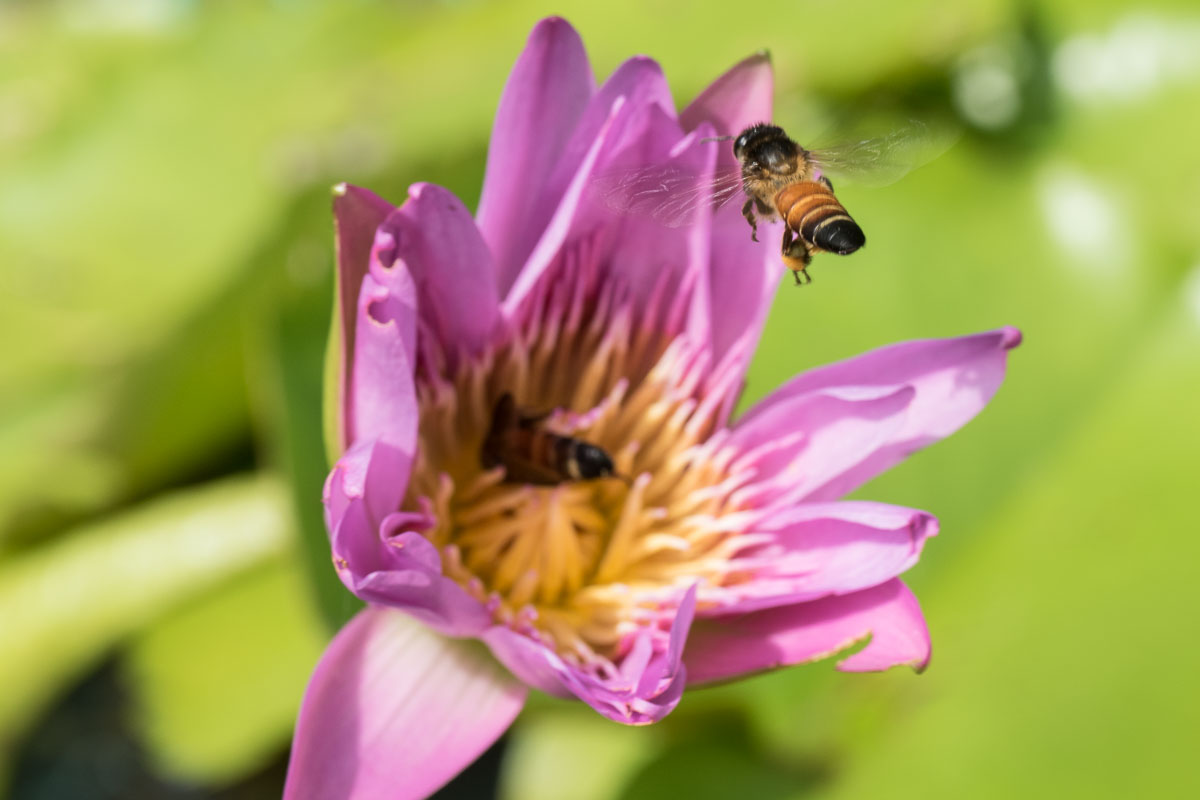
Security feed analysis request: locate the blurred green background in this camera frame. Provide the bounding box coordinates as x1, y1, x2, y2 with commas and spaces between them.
3, 0, 1199, 797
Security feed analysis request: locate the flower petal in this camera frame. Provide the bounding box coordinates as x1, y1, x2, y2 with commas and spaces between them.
374, 183, 501, 367
351, 265, 419, 453
506, 103, 722, 349
596, 111, 718, 338
330, 183, 395, 454
503, 56, 677, 311
733, 328, 1022, 504
478, 17, 595, 294
482, 586, 697, 725
729, 384, 917, 510
681, 53, 779, 400
285, 606, 526, 800
704, 502, 938, 613
702, 207, 782, 413
546, 54, 675, 201
501, 99, 625, 316
679, 52, 774, 142
325, 442, 492, 637
685, 578, 930, 685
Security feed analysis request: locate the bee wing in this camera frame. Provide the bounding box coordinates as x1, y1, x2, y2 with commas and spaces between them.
593, 162, 746, 228
806, 120, 957, 188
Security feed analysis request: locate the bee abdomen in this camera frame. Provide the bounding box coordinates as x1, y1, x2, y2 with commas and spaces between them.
812, 215, 865, 255
775, 181, 865, 256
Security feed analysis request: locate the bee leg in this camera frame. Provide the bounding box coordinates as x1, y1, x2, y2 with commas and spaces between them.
780, 226, 793, 252
782, 229, 813, 287
742, 199, 758, 242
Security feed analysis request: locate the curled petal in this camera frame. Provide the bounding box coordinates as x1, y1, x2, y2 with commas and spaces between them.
330, 184, 395, 454
351, 266, 419, 451
374, 184, 501, 367
285, 607, 526, 800
478, 17, 595, 295
705, 502, 938, 613
325, 441, 490, 637
482, 586, 697, 725
685, 579, 930, 685
733, 328, 1022, 504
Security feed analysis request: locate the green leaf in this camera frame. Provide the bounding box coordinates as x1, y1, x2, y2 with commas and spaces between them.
619, 741, 809, 800
244, 187, 365, 632
500, 708, 663, 800
123, 559, 327, 785
776, 311, 1200, 798
0, 476, 290, 758
0, 0, 1014, 546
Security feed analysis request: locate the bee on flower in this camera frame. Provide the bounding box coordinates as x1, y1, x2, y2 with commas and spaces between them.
285, 17, 1020, 800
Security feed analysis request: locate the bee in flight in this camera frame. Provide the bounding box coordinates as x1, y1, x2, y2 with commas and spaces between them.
730, 123, 863, 285
597, 119, 942, 285
481, 393, 617, 486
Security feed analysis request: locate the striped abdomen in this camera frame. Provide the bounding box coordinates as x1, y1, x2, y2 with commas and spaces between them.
775, 181, 865, 255
509, 428, 612, 483
482, 394, 615, 485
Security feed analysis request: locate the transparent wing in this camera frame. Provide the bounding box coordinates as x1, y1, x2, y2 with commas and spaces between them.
806, 120, 957, 188
593, 162, 746, 228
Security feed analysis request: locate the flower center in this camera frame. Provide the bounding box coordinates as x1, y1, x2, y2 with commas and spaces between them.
404, 256, 754, 665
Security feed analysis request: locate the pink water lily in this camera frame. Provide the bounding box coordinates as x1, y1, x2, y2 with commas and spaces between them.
284, 17, 1020, 800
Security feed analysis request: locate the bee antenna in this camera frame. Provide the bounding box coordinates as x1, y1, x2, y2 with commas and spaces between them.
700, 135, 736, 143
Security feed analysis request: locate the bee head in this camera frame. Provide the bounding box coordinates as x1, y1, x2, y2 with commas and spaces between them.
733, 124, 800, 176
574, 444, 615, 480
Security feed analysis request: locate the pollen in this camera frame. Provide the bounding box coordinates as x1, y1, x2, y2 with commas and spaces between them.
401, 252, 755, 668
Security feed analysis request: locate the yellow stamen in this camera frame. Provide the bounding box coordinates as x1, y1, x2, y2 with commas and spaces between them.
400, 266, 761, 661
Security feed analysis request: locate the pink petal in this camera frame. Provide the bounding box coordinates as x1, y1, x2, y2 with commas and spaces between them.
594, 110, 717, 334
325, 442, 492, 637
503, 56, 676, 311
733, 328, 1022, 504
704, 502, 938, 613
331, 183, 395, 453
679, 52, 774, 142
351, 267, 418, 452
501, 99, 625, 316
702, 206, 782, 412
685, 579, 930, 685
506, 101, 722, 348
481, 586, 697, 725
285, 606, 527, 800
373, 184, 501, 367
729, 384, 917, 509
478, 17, 595, 294
681, 54, 779, 398
325, 439, 409, 559
544, 54, 675, 202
